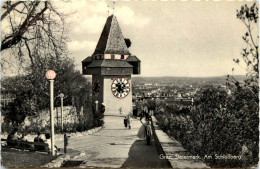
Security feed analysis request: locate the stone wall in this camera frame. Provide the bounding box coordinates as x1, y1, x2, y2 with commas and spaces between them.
1, 126, 103, 143
151, 116, 209, 168
23, 106, 80, 129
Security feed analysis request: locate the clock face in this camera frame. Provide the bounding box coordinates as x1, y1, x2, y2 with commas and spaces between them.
93, 77, 101, 97
111, 77, 131, 99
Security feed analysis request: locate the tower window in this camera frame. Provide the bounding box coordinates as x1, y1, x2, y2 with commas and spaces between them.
121, 55, 124, 60
104, 54, 111, 59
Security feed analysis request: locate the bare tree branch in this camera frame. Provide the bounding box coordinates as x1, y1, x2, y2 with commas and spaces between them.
1, 1, 47, 51
1, 1, 24, 21
1, 1, 70, 75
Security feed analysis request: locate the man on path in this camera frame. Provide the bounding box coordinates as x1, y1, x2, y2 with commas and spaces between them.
124, 116, 128, 129
127, 115, 132, 129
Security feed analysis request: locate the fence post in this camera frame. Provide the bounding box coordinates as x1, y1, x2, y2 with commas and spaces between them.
64, 134, 67, 153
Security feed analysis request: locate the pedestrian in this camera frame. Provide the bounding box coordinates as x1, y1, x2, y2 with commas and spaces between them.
145, 120, 152, 145
34, 131, 45, 150
119, 107, 123, 115
127, 115, 132, 129
143, 105, 149, 120
124, 116, 128, 129
20, 133, 31, 149
7, 128, 20, 147
44, 133, 60, 154
137, 112, 147, 140
137, 113, 152, 144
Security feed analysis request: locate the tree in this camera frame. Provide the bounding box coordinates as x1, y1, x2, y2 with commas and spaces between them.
2, 91, 37, 128
124, 38, 132, 48
229, 3, 258, 94
24, 56, 89, 110
1, 1, 69, 73
1, 56, 91, 126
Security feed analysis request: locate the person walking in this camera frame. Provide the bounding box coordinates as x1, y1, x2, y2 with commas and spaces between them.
137, 112, 152, 144
127, 115, 132, 129
124, 116, 128, 129
145, 120, 152, 145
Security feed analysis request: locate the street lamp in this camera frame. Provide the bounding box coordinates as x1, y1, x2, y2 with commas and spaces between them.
45, 70, 56, 156
95, 100, 98, 112
59, 93, 64, 132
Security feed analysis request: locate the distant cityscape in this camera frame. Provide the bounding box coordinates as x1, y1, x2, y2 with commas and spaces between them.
131, 75, 245, 106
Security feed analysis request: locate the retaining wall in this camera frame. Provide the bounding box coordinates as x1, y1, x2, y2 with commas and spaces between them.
151, 116, 209, 168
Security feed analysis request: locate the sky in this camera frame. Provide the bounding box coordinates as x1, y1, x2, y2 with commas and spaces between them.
2, 1, 258, 77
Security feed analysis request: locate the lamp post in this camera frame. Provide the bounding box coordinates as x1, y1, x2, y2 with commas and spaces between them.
95, 100, 98, 112
45, 70, 56, 156
59, 93, 64, 132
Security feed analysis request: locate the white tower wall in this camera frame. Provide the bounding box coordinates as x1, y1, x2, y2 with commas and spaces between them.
103, 75, 132, 116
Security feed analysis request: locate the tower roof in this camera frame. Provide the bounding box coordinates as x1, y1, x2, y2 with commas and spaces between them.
87, 60, 133, 68
126, 55, 141, 62
92, 15, 131, 56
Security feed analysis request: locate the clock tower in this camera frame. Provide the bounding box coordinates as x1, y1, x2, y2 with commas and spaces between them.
82, 15, 141, 116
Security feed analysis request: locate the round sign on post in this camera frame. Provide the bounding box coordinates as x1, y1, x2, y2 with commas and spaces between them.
45, 70, 56, 80
60, 93, 64, 98
46, 70, 56, 156
95, 100, 98, 111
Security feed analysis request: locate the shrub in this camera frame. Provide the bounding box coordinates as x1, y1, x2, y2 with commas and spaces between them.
154, 87, 258, 168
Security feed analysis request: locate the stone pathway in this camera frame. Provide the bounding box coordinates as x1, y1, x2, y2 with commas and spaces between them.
56, 116, 171, 168
121, 139, 171, 168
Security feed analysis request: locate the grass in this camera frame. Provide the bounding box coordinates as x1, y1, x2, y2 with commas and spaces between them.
1, 147, 56, 168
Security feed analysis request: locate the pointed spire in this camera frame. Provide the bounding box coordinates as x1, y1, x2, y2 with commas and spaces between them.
93, 15, 130, 56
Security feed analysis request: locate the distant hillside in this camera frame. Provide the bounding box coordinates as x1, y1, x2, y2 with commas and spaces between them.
132, 75, 246, 84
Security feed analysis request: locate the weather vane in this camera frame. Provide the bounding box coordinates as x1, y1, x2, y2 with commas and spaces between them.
113, 1, 115, 14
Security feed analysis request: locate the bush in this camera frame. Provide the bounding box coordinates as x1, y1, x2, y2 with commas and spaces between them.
1, 121, 13, 134
154, 87, 258, 168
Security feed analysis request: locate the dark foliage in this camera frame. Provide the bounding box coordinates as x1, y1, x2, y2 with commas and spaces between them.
124, 38, 132, 48
92, 104, 105, 127
1, 56, 91, 127
154, 87, 258, 168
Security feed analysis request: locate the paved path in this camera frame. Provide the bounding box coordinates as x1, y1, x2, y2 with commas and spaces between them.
121, 139, 171, 168
56, 116, 171, 168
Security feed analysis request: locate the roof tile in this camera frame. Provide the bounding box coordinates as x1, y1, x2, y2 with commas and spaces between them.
93, 15, 130, 55
87, 60, 133, 68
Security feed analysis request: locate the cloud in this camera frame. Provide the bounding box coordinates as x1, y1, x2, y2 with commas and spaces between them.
89, 2, 108, 13
60, 1, 107, 34
68, 40, 96, 51
72, 14, 107, 34
116, 6, 151, 28
62, 2, 151, 35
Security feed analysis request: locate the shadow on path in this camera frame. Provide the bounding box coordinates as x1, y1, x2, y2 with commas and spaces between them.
121, 139, 172, 168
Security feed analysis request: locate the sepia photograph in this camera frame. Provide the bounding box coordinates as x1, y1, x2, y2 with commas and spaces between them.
0, 0, 259, 168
